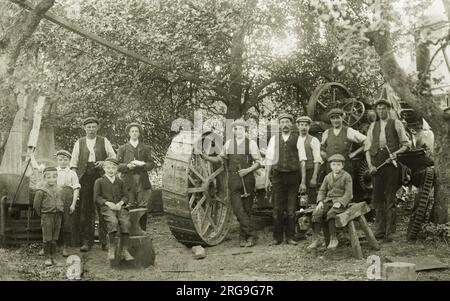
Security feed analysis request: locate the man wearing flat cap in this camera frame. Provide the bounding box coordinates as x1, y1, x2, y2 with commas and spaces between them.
365, 99, 410, 242
321, 108, 366, 172
202, 119, 262, 247
117, 123, 155, 229
70, 116, 116, 252
296, 116, 322, 206
265, 113, 306, 245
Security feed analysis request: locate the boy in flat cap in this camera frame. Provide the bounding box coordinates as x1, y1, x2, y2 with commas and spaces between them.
365, 99, 410, 242
70, 117, 116, 252
296, 116, 322, 205
55, 150, 80, 257
117, 123, 155, 211
321, 108, 366, 172
33, 167, 67, 266
202, 119, 262, 247
308, 154, 353, 250
94, 158, 133, 261
265, 113, 305, 245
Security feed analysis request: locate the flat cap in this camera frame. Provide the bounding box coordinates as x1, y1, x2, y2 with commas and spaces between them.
55, 150, 72, 159
278, 113, 294, 122
231, 119, 247, 128
104, 157, 119, 165
328, 154, 345, 162
296, 116, 313, 124
125, 122, 144, 136
43, 166, 57, 173
82, 116, 99, 126
374, 99, 392, 108
327, 108, 344, 118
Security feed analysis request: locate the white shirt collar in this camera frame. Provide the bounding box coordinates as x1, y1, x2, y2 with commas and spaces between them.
105, 175, 116, 183
129, 139, 139, 148
57, 166, 70, 171
281, 132, 290, 141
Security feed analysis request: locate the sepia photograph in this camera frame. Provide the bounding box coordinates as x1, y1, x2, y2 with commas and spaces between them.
0, 0, 449, 286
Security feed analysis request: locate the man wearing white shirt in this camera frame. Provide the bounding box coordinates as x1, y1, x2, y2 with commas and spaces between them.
70, 117, 116, 252
202, 120, 262, 247
320, 108, 366, 173
365, 100, 410, 242
296, 116, 322, 205
265, 113, 305, 246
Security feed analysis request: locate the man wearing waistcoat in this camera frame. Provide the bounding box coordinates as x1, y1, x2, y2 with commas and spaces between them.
365, 100, 410, 242
321, 108, 366, 173
70, 117, 116, 252
296, 116, 322, 205
265, 113, 306, 245
202, 119, 262, 247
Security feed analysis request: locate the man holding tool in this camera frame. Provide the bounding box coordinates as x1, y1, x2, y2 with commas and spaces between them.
365, 99, 410, 242
202, 119, 262, 247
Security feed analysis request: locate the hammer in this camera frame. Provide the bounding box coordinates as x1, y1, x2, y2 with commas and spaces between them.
238, 164, 251, 198
385, 145, 398, 168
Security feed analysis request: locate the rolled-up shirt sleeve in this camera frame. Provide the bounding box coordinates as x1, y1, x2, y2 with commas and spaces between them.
364, 123, 375, 152
296, 137, 307, 162
311, 137, 323, 164
249, 140, 263, 166
394, 119, 411, 149
104, 138, 116, 159
70, 140, 80, 169
347, 128, 366, 144
69, 170, 81, 190
265, 136, 276, 166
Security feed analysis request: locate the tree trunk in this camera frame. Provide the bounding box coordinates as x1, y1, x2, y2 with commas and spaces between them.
0, 0, 55, 164
367, 29, 450, 223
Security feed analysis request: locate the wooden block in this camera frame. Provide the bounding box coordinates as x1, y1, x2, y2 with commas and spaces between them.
192, 245, 206, 259
383, 262, 417, 281
335, 202, 371, 228
129, 235, 156, 268
347, 220, 363, 260
357, 215, 380, 250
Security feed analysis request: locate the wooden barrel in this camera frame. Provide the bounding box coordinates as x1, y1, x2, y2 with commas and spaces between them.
162, 131, 232, 247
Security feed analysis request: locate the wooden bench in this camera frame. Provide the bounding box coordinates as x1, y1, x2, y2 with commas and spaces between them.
335, 202, 380, 259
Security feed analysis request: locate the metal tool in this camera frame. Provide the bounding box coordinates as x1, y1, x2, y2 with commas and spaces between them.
385, 145, 398, 168
238, 164, 251, 198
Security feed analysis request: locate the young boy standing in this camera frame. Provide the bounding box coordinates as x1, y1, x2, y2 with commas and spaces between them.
33, 166, 65, 266
94, 158, 133, 261
55, 150, 81, 257
307, 154, 353, 250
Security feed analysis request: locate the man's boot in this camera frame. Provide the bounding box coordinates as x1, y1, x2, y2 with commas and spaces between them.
62, 232, 71, 257
121, 234, 134, 261
307, 223, 322, 250
108, 234, 117, 261
326, 220, 339, 250
80, 240, 90, 252
44, 242, 53, 267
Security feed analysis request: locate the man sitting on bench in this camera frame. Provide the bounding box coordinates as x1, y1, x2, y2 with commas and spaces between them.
307, 154, 353, 250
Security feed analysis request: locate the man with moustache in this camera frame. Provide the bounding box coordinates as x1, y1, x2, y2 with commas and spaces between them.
70, 117, 116, 252
265, 113, 306, 245
320, 108, 366, 172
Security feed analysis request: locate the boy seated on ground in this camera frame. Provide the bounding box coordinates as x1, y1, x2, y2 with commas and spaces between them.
33, 166, 66, 266
307, 154, 353, 250
94, 158, 133, 261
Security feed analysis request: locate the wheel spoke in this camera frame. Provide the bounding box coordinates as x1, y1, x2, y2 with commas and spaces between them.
188, 186, 205, 193
189, 165, 205, 182
207, 165, 224, 181
192, 195, 207, 212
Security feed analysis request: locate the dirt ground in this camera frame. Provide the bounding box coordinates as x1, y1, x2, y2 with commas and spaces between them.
1, 214, 449, 281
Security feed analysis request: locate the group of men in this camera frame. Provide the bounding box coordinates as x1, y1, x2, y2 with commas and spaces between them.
206, 98, 411, 249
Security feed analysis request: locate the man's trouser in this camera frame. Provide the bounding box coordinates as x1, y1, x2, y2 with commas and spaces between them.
371, 149, 401, 237
79, 164, 107, 246
272, 170, 300, 242
228, 171, 256, 240
304, 168, 318, 205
